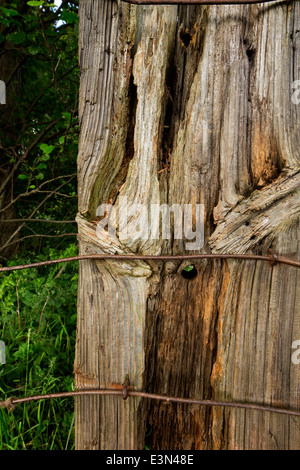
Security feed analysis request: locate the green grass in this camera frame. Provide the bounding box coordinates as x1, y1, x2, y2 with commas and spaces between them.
0, 244, 78, 450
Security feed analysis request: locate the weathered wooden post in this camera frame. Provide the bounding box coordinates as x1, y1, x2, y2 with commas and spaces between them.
75, 0, 299, 449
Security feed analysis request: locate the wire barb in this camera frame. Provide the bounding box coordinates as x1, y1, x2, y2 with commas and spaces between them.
268, 249, 279, 266
0, 397, 16, 412
122, 375, 130, 400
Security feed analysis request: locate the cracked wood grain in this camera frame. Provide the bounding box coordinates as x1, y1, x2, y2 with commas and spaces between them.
76, 0, 300, 449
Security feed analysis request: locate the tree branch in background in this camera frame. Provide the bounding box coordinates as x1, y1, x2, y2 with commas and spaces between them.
0, 119, 60, 199
1, 219, 76, 224
1, 233, 78, 251
0, 175, 76, 254
0, 173, 77, 214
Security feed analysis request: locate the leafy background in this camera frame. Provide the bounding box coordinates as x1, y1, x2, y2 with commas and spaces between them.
0, 0, 79, 449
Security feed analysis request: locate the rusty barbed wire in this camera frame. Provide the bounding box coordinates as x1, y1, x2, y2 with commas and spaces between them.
0, 251, 299, 273
1, 388, 300, 417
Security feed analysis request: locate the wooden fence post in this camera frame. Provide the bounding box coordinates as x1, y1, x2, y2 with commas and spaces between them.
75, 0, 300, 449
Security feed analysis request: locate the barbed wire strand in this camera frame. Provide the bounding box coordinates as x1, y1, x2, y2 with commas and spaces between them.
1, 389, 300, 416
121, 0, 281, 5
0, 252, 299, 273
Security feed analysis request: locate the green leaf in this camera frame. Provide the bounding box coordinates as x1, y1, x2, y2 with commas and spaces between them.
41, 153, 50, 161
28, 45, 41, 55
0, 7, 19, 17
6, 32, 26, 45
60, 11, 78, 24
27, 1, 44, 6
184, 265, 194, 272
0, 17, 10, 27
62, 112, 71, 121
37, 162, 47, 170
36, 172, 44, 180
18, 174, 28, 180
40, 143, 55, 154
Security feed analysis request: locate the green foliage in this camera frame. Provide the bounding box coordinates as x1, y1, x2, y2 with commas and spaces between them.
0, 0, 79, 449
183, 265, 194, 272
0, 244, 78, 450
0, 0, 79, 256
27, 1, 45, 6
0, 7, 20, 18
